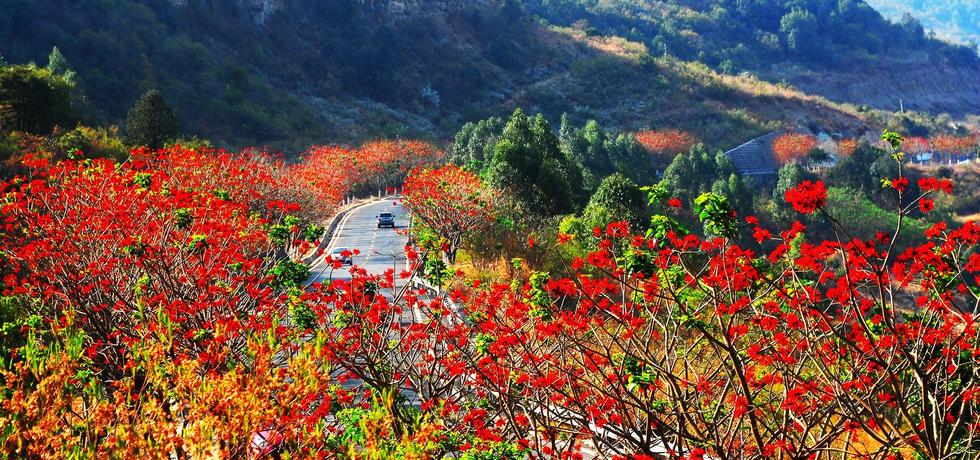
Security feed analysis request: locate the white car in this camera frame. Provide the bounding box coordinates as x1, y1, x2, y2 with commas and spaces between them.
330, 246, 353, 265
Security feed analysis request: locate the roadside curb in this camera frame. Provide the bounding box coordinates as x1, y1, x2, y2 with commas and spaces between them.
301, 198, 378, 266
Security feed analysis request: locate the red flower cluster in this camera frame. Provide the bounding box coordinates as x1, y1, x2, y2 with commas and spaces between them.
837, 138, 858, 157
401, 164, 496, 263
930, 134, 977, 154
918, 176, 954, 194
635, 129, 698, 157
901, 136, 931, 154
784, 180, 827, 214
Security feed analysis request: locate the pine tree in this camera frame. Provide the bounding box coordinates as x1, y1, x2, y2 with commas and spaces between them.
125, 90, 179, 149
489, 109, 584, 217
47, 47, 69, 76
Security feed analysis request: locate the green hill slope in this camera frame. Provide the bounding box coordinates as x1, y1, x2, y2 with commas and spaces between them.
1, 0, 975, 150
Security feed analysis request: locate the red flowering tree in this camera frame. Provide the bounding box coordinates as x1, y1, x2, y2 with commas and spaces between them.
0, 151, 310, 377
3, 132, 979, 459
635, 129, 698, 167
772, 133, 818, 164
635, 130, 697, 154
931, 134, 976, 154
902, 136, 931, 154
402, 164, 496, 263
837, 137, 858, 157
291, 140, 444, 200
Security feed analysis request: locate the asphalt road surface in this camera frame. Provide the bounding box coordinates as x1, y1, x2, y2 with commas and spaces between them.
308, 197, 411, 284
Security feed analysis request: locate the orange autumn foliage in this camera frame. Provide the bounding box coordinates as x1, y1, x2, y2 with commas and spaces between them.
635, 129, 697, 157
772, 133, 818, 164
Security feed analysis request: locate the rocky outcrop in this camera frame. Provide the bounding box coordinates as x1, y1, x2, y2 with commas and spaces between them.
239, 0, 283, 24
357, 0, 470, 22
168, 0, 282, 24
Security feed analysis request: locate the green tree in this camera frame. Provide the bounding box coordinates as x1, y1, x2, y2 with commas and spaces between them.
452, 116, 504, 169
501, 0, 524, 22
556, 115, 654, 189
780, 9, 819, 55
47, 47, 72, 79
828, 143, 886, 194
488, 109, 584, 217
583, 173, 648, 230
558, 113, 583, 164
0, 64, 76, 134
660, 144, 753, 227
125, 89, 179, 149
580, 120, 612, 177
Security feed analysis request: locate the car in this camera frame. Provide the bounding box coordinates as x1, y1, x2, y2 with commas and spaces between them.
330, 246, 353, 265
377, 212, 396, 228
249, 429, 283, 458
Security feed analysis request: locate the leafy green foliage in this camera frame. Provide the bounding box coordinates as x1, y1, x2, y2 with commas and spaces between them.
583, 173, 648, 230
452, 116, 505, 170
46, 47, 75, 83
125, 89, 179, 149
0, 295, 38, 368
661, 144, 753, 216
827, 141, 899, 206
694, 192, 738, 238
486, 109, 585, 217
522, 0, 976, 68
454, 111, 660, 225
780, 9, 819, 55
559, 115, 655, 187
0, 64, 76, 134
822, 186, 930, 244
270, 259, 310, 290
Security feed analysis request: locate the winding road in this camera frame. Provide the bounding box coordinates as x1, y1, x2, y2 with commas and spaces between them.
308, 197, 412, 284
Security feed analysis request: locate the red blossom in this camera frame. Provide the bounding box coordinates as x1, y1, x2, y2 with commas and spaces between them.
784, 180, 827, 214
919, 199, 934, 213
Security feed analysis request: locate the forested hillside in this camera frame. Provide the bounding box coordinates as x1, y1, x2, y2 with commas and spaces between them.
525, 0, 977, 68
1, 0, 976, 149
866, 0, 980, 45
526, 0, 980, 116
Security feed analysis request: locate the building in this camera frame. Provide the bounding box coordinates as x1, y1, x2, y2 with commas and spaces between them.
724, 131, 781, 179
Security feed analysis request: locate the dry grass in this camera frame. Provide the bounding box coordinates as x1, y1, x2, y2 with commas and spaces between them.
550, 26, 650, 61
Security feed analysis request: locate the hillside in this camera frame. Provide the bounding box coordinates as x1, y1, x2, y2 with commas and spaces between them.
525, 0, 980, 117
866, 0, 980, 45
1, 0, 977, 150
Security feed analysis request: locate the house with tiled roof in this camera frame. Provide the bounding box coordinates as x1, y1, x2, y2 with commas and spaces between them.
724, 131, 782, 179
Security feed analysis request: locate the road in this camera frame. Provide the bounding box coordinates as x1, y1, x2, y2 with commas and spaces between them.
308, 197, 411, 284
302, 197, 670, 458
